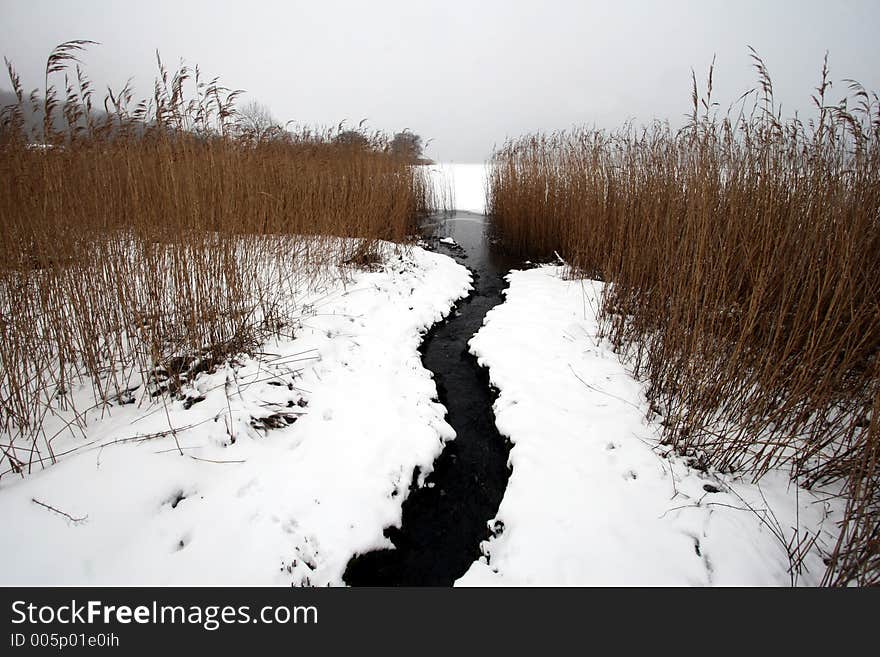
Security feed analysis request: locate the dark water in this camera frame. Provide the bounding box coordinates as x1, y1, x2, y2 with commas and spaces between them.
343, 212, 517, 586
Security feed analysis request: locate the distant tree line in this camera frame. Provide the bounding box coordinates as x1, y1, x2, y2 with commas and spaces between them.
2, 86, 432, 162
334, 128, 429, 163
236, 101, 431, 162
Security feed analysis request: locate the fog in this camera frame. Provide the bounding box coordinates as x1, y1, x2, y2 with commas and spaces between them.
1, 0, 878, 161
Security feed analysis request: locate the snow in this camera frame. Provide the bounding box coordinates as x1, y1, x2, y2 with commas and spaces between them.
0, 244, 471, 585
456, 266, 844, 587
426, 163, 489, 214
0, 199, 847, 586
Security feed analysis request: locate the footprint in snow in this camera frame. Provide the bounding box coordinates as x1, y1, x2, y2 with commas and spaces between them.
162, 488, 190, 510
174, 532, 192, 552
236, 478, 258, 498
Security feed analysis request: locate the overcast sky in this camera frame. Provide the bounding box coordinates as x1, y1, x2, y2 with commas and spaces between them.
2, 0, 878, 160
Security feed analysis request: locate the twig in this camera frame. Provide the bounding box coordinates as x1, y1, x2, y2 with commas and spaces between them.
31, 497, 87, 523
569, 364, 643, 412
659, 500, 757, 519
187, 455, 246, 464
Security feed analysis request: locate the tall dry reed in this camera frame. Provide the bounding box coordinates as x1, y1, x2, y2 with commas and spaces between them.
487, 52, 880, 585
0, 42, 445, 475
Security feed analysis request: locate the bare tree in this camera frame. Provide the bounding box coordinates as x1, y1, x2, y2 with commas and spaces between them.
334, 129, 370, 150
236, 100, 281, 141
390, 130, 424, 161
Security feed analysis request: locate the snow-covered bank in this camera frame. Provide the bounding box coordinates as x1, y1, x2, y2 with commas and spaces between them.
0, 245, 471, 585
456, 266, 843, 586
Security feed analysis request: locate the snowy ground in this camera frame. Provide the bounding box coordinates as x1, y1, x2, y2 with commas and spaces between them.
0, 244, 471, 585
456, 266, 844, 586
0, 161, 846, 586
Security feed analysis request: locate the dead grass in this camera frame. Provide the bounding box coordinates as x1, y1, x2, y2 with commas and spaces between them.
0, 42, 445, 474
487, 51, 880, 586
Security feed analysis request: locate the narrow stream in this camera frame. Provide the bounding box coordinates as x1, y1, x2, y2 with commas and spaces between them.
344, 211, 517, 586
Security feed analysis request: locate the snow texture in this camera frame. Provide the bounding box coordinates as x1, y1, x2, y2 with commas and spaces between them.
456, 266, 843, 587
0, 245, 471, 585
